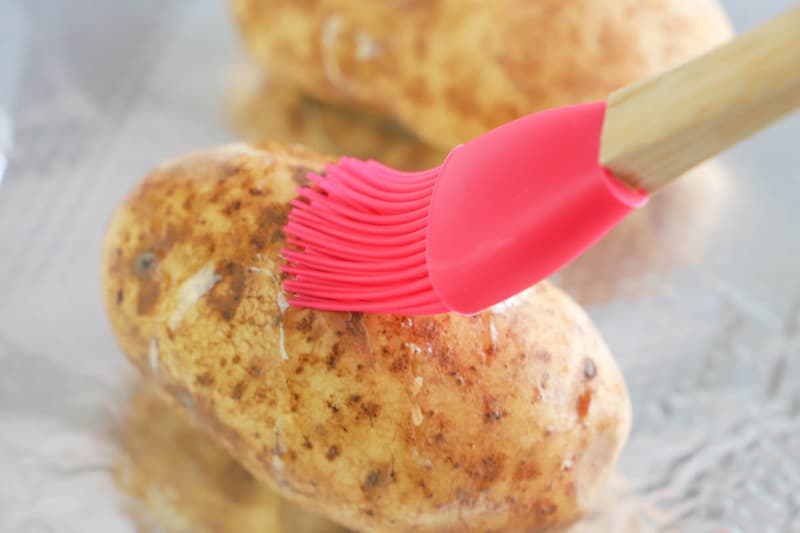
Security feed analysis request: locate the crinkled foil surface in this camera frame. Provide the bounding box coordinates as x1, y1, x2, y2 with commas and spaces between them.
1, 1, 799, 531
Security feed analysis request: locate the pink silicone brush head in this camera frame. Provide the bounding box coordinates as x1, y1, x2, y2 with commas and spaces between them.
283, 101, 648, 315
283, 160, 446, 314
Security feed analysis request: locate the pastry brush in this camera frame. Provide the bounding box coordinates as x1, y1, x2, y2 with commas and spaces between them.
283, 4, 800, 315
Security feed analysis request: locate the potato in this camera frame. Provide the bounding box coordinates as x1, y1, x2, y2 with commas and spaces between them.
114, 381, 641, 533
229, 0, 732, 149
225, 61, 446, 171
102, 143, 631, 532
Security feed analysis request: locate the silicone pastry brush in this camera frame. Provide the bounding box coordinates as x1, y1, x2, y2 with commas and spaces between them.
283, 4, 800, 315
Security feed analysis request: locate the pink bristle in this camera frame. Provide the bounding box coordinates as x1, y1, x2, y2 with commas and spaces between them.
281, 249, 425, 274
289, 207, 427, 236
282, 158, 447, 315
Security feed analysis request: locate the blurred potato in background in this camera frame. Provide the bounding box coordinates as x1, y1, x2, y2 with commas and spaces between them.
229, 0, 733, 148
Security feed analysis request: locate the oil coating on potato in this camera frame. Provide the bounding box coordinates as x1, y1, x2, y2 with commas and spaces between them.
229, 0, 733, 149
102, 143, 631, 532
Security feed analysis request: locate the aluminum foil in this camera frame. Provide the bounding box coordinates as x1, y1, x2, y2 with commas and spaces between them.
1, 0, 799, 531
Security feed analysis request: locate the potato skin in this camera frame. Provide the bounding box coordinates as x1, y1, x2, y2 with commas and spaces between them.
230, 0, 732, 149
225, 62, 446, 171
102, 143, 631, 532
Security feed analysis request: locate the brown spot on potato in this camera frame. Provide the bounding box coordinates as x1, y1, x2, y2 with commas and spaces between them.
231, 381, 246, 400
290, 391, 301, 412
326, 401, 339, 414
292, 166, 314, 186
346, 394, 381, 423
365, 471, 380, 488
483, 396, 505, 422
207, 262, 246, 321
181, 193, 194, 211
220, 161, 243, 180
116, 288, 124, 304
195, 372, 215, 386
405, 78, 433, 106
467, 454, 505, 486
247, 363, 263, 378
258, 204, 290, 231
490, 102, 520, 125
481, 454, 505, 482
302, 436, 313, 450
532, 385, 544, 402
128, 241, 160, 312
326, 342, 343, 370
136, 280, 160, 316
536, 499, 558, 516
154, 223, 190, 255
390, 355, 408, 372
295, 311, 315, 334
444, 86, 480, 120
361, 466, 393, 496
513, 461, 540, 482
223, 199, 242, 215
249, 236, 265, 250
133, 250, 157, 277
577, 389, 593, 420
269, 229, 285, 243
361, 402, 381, 422
326, 445, 340, 461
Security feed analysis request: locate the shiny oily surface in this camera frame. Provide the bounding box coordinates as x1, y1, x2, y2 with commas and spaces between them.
1, 0, 800, 531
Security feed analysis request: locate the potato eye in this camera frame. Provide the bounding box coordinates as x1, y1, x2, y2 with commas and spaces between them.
134, 250, 157, 277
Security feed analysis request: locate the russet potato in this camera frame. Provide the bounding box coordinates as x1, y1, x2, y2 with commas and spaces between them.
229, 0, 732, 149
103, 143, 631, 532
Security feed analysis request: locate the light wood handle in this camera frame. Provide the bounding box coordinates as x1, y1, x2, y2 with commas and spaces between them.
600, 3, 800, 192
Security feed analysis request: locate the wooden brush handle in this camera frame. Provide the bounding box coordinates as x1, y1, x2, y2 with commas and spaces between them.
600, 3, 800, 192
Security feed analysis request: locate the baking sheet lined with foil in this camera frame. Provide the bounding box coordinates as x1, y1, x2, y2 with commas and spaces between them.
1, 0, 799, 531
